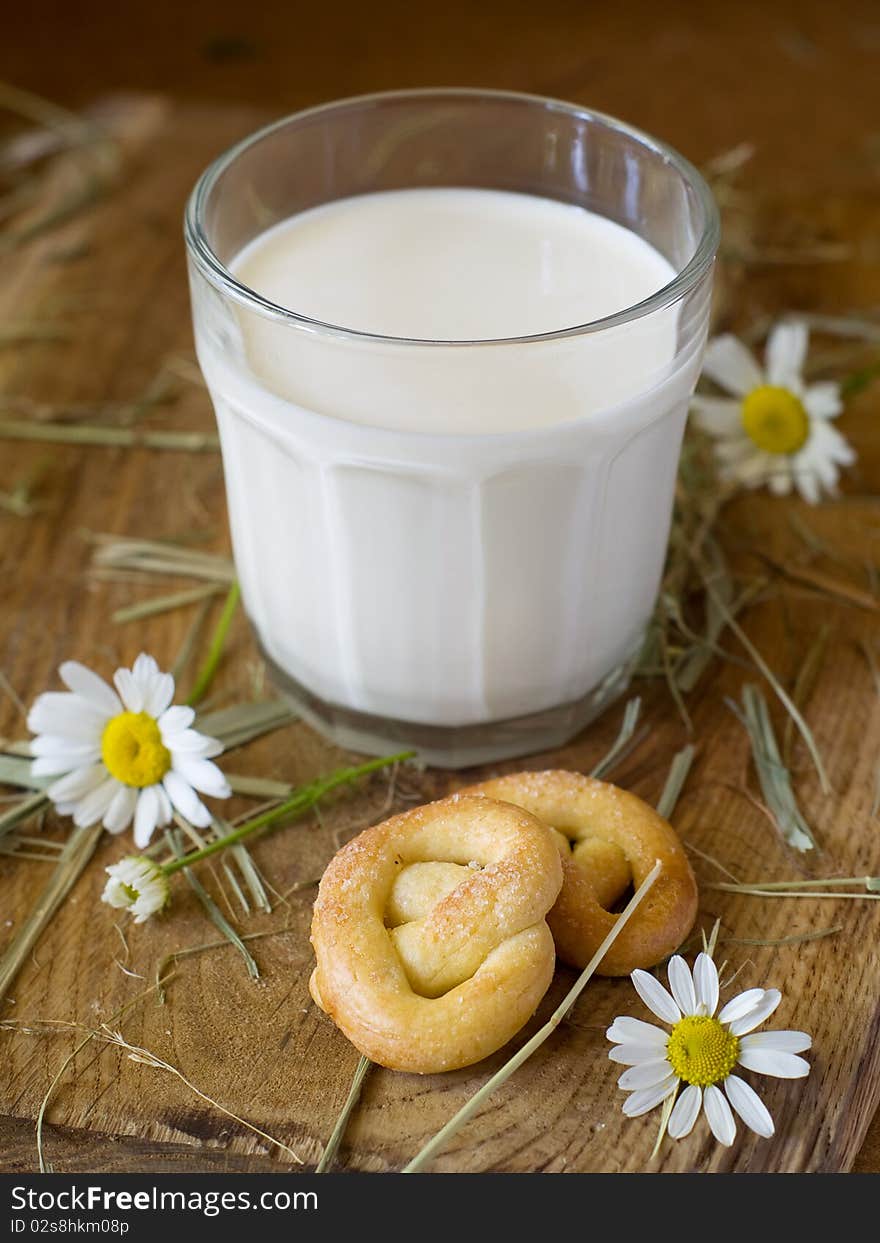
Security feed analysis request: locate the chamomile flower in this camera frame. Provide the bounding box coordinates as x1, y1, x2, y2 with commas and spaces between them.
607, 950, 811, 1147
28, 653, 230, 847
692, 320, 855, 504
102, 856, 170, 923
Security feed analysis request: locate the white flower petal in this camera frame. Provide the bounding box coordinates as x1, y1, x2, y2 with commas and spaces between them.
132, 653, 160, 681
156, 784, 173, 826
58, 661, 121, 716
702, 334, 763, 396
133, 785, 161, 848
103, 855, 168, 922
102, 877, 130, 910
800, 420, 855, 468
736, 1048, 810, 1079
162, 770, 212, 828
703, 1083, 736, 1147
790, 421, 855, 503
47, 764, 106, 804
767, 467, 794, 495
823, 425, 856, 465
719, 987, 766, 1025
27, 693, 106, 741
103, 784, 138, 834
765, 321, 808, 389
113, 669, 144, 713
606, 1016, 669, 1046
793, 467, 821, 505
736, 452, 778, 487
609, 1043, 671, 1066
728, 989, 782, 1036
714, 436, 754, 464
691, 396, 742, 436
631, 970, 681, 1025
667, 956, 697, 1016
809, 451, 840, 493
163, 727, 221, 756
132, 901, 161, 924
618, 1059, 674, 1091
170, 755, 230, 799
803, 381, 843, 420
739, 1030, 811, 1054
724, 1074, 775, 1138
621, 1075, 678, 1118
158, 705, 196, 736
693, 952, 719, 1016
72, 776, 119, 827
142, 672, 175, 718
31, 734, 97, 758
667, 1084, 702, 1139
31, 757, 71, 778
32, 747, 100, 777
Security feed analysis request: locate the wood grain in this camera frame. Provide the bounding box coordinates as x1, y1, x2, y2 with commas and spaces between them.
2, 0, 880, 1174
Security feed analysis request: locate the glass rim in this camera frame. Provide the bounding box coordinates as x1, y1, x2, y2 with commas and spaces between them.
184, 87, 720, 348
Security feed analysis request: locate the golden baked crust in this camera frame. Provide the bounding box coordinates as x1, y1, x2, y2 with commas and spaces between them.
309, 792, 563, 1074
463, 770, 698, 976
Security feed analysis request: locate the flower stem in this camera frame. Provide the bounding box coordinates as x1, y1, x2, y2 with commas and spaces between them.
166, 829, 260, 980
161, 751, 414, 876
0, 419, 221, 452
186, 580, 240, 706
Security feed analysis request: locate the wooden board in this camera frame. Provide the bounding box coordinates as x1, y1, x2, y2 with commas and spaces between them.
1, 94, 880, 1175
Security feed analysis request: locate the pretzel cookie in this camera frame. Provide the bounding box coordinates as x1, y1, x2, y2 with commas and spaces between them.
309, 793, 563, 1074
464, 771, 698, 976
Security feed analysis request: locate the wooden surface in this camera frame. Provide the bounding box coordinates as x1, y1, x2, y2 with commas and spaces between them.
2, 1, 880, 1175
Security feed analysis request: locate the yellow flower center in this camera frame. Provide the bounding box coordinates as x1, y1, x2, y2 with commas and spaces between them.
666, 1015, 739, 1087
101, 712, 170, 788
741, 385, 810, 454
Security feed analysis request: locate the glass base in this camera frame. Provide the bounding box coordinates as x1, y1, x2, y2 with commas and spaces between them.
261, 648, 636, 769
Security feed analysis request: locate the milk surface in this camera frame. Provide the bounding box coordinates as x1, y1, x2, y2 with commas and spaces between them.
234, 187, 673, 342
195, 188, 698, 736
230, 188, 676, 435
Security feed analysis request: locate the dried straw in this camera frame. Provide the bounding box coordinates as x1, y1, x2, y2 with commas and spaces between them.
728, 684, 816, 852
0, 822, 103, 1001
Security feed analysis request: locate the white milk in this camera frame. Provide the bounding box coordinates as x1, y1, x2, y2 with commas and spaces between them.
231, 188, 676, 433
194, 188, 700, 747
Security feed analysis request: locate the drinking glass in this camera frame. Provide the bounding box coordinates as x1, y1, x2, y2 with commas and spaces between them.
186, 89, 718, 767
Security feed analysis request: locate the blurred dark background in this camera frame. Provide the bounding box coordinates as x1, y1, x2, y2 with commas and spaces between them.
4, 0, 879, 182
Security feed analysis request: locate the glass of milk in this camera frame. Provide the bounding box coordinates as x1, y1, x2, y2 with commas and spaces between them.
186, 90, 718, 767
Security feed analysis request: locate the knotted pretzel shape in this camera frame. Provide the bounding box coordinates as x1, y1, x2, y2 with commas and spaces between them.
309, 793, 563, 1074
464, 771, 698, 976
